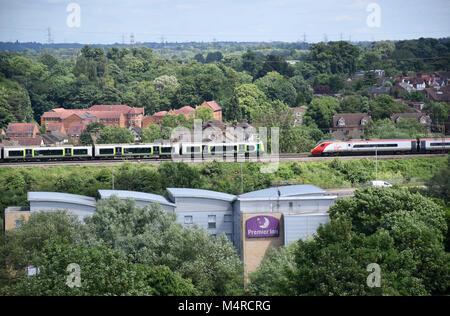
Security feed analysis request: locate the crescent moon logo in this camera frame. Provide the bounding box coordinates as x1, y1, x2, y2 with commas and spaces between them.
259, 217, 270, 229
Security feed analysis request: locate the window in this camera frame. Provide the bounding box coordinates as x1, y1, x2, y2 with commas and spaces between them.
208, 215, 216, 229
184, 216, 193, 224
224, 214, 233, 222
15, 220, 24, 229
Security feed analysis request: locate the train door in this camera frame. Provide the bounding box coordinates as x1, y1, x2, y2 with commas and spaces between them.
25, 149, 33, 158
420, 140, 426, 153
411, 140, 418, 153
64, 148, 72, 157
115, 147, 122, 156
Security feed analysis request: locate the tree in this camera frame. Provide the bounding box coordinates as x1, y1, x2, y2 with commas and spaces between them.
308, 41, 359, 75
289, 75, 313, 105
205, 51, 223, 64
303, 97, 340, 129
226, 84, 271, 122
79, 122, 105, 145
428, 155, 450, 203
97, 126, 134, 144
194, 106, 214, 122
329, 187, 449, 295
255, 71, 297, 107
1, 241, 198, 296
141, 124, 162, 143
83, 197, 243, 295
0, 211, 82, 286
369, 95, 411, 121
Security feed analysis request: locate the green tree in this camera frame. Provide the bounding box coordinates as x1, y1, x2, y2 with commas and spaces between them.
303, 97, 340, 129
97, 126, 134, 144
194, 106, 214, 122
141, 124, 163, 143
255, 71, 297, 107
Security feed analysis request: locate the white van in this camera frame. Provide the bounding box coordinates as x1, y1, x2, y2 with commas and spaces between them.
370, 181, 393, 188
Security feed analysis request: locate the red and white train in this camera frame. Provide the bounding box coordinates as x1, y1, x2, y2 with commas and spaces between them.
311, 138, 450, 156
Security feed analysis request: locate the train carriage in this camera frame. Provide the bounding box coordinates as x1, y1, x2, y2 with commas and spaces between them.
3, 146, 93, 161
311, 139, 416, 156
420, 138, 450, 153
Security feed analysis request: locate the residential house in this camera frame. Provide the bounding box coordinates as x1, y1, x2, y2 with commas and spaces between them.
6, 123, 41, 139
42, 132, 69, 146
390, 113, 432, 133
331, 113, 371, 140
41, 105, 145, 131
16, 136, 44, 147
197, 101, 223, 121
45, 123, 66, 134
142, 116, 157, 128
423, 86, 450, 105
291, 106, 308, 125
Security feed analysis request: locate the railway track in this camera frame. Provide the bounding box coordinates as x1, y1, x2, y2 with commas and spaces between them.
0, 153, 446, 168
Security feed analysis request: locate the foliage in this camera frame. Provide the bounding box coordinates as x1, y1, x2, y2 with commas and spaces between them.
83, 197, 244, 296
97, 126, 135, 144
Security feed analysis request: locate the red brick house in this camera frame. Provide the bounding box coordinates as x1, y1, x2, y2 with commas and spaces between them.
6, 123, 41, 139
197, 101, 222, 121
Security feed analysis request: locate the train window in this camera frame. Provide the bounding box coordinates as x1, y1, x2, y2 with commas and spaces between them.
35, 149, 64, 156
73, 149, 88, 155
354, 144, 398, 148
8, 150, 24, 157
161, 147, 172, 154
247, 145, 255, 151
124, 147, 152, 154
430, 143, 450, 146
99, 148, 114, 155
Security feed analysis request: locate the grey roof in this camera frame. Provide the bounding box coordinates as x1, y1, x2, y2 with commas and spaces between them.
98, 190, 175, 207
27, 192, 97, 207
167, 188, 237, 203
239, 185, 325, 199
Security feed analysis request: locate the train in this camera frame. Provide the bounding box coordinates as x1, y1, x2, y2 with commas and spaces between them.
311, 138, 450, 156
0, 141, 265, 162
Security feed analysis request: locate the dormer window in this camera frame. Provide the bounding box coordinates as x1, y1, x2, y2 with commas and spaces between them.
361, 118, 368, 125
419, 117, 427, 124
338, 118, 346, 126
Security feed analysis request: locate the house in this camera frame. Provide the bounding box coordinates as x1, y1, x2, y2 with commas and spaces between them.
45, 123, 66, 134
390, 113, 432, 133
331, 113, 371, 140
368, 86, 390, 99
197, 101, 223, 121
42, 132, 69, 146
129, 126, 142, 142
41, 105, 145, 130
291, 106, 308, 125
423, 86, 450, 104
142, 116, 157, 128
67, 122, 88, 143
6, 123, 41, 139
16, 136, 44, 147
170, 106, 196, 119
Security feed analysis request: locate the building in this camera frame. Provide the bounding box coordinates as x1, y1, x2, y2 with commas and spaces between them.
331, 113, 371, 140
423, 86, 450, 104
390, 113, 432, 132
234, 185, 336, 277
15, 136, 44, 147
98, 190, 176, 212
4, 185, 337, 276
6, 123, 40, 139
368, 86, 390, 99
197, 101, 223, 121
41, 105, 144, 130
27, 192, 97, 221
291, 106, 308, 125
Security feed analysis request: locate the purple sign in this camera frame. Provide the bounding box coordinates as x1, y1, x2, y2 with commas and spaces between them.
246, 216, 280, 238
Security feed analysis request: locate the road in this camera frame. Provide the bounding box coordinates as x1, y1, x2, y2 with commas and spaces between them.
0, 153, 447, 168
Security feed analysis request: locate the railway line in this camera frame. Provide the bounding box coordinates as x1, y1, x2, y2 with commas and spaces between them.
0, 153, 446, 168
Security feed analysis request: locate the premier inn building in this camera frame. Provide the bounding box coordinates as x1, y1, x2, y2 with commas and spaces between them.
4, 185, 336, 275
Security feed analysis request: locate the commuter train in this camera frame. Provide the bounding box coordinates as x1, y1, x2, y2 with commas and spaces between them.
311, 138, 450, 156
0, 141, 265, 162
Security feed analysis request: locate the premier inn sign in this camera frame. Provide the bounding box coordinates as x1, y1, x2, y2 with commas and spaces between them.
246, 216, 280, 238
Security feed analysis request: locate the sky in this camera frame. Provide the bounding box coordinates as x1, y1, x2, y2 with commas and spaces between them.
0, 0, 449, 44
